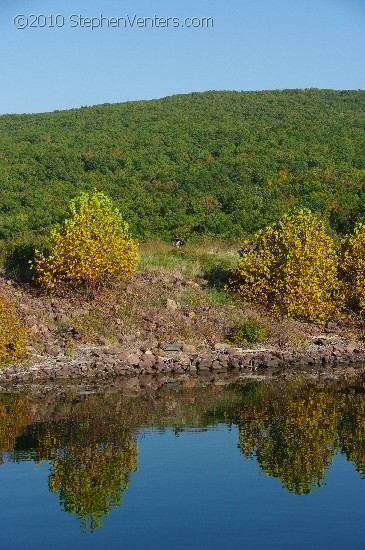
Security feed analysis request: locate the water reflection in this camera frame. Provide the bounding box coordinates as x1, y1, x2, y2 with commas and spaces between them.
1, 375, 365, 530
235, 382, 340, 494
48, 439, 137, 531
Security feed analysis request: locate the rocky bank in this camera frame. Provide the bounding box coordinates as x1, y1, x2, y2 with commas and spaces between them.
2, 273, 365, 386
1, 334, 365, 386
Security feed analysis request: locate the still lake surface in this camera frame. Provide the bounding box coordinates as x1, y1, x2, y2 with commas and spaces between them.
1, 375, 365, 549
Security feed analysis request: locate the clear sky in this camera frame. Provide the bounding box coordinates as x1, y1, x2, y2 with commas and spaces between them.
0, 0, 364, 114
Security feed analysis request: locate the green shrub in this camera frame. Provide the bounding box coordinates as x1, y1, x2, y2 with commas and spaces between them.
226, 318, 267, 347
31, 190, 138, 289
229, 209, 342, 322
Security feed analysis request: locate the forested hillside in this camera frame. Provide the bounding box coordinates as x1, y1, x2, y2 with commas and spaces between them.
1, 89, 365, 241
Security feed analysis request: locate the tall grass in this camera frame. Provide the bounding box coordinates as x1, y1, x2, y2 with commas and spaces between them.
138, 240, 239, 283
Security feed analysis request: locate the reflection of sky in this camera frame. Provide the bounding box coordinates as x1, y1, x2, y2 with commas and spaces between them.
0, 0, 364, 113
1, 427, 365, 549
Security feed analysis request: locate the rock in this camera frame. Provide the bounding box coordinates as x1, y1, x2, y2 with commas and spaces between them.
299, 354, 315, 365
172, 366, 186, 374
264, 357, 282, 368
314, 337, 330, 346
127, 353, 140, 366
214, 343, 229, 351
159, 342, 182, 352
218, 354, 230, 367
114, 364, 131, 375
211, 360, 223, 370
139, 354, 156, 368
143, 366, 155, 374
346, 342, 360, 354
101, 346, 120, 355
227, 347, 245, 358
166, 299, 178, 310
198, 359, 211, 371
140, 340, 158, 352
173, 353, 190, 365
45, 345, 61, 357
324, 321, 338, 332
55, 365, 69, 378
229, 358, 240, 369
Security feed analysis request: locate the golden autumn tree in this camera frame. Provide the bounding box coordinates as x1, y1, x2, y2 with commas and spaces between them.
229, 209, 342, 322
31, 190, 138, 289
0, 292, 28, 363
340, 222, 365, 311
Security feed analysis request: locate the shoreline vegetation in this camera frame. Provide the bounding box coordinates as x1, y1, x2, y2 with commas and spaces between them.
2, 89, 365, 383
2, 236, 365, 385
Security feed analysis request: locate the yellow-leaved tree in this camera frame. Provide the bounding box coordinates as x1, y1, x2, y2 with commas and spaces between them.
229, 209, 342, 322
340, 222, 365, 311
0, 293, 28, 363
31, 190, 138, 288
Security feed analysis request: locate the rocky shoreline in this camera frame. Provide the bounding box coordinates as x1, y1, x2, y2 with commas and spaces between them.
1, 333, 365, 386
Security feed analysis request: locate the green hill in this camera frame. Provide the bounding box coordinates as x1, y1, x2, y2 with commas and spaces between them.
1, 89, 365, 241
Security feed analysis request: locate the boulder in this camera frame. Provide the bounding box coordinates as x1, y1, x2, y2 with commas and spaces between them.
159, 342, 182, 352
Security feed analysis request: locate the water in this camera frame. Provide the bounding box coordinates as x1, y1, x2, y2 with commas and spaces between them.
0, 376, 365, 549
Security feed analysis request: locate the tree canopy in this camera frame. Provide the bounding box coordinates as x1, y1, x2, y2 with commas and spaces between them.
1, 89, 365, 241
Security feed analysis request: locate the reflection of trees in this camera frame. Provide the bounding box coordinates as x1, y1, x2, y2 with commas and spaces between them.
49, 439, 137, 531
36, 419, 138, 531
236, 383, 344, 495
0, 394, 30, 455
339, 389, 365, 477
2, 379, 365, 513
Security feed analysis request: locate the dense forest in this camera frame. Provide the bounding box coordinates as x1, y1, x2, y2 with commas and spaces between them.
1, 88, 365, 242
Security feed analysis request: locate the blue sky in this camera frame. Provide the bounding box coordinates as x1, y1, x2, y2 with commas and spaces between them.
0, 0, 364, 114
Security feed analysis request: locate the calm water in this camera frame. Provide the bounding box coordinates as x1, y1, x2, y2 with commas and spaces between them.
1, 376, 365, 549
